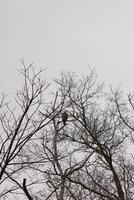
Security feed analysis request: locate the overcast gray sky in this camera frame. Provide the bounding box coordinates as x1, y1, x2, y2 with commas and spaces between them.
0, 0, 134, 95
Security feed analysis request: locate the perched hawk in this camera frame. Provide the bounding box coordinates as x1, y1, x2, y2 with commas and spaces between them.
62, 111, 68, 126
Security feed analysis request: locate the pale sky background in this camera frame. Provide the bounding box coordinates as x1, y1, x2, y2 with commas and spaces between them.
0, 0, 134, 95
0, 1, 134, 198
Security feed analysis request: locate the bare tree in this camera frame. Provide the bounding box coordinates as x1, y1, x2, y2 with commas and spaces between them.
33, 70, 133, 200
0, 61, 53, 199
0, 64, 134, 200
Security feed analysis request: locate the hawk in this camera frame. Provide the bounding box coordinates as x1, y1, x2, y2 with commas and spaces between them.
62, 111, 68, 126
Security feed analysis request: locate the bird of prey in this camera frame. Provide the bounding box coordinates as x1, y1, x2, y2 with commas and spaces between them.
62, 111, 68, 126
